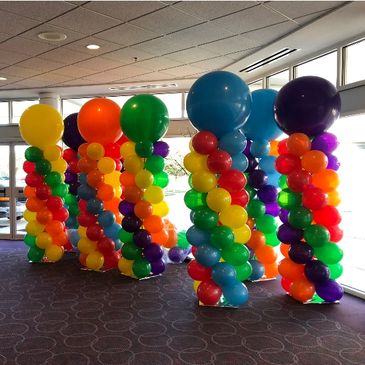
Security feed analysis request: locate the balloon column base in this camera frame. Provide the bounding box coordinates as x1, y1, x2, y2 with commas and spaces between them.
286, 293, 340, 305
249, 276, 277, 283
120, 273, 162, 281
80, 267, 112, 273
198, 299, 239, 309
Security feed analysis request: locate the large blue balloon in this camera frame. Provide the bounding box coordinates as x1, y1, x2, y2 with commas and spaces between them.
222, 281, 249, 306
212, 262, 237, 286
243, 89, 282, 141
195, 244, 221, 267
187, 71, 252, 137
186, 225, 210, 247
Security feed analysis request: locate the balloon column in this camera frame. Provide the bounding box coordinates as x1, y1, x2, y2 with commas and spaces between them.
76, 98, 123, 271
167, 230, 192, 264
118, 94, 173, 279
185, 71, 253, 307
20, 104, 69, 263
274, 76, 343, 303
242, 89, 282, 281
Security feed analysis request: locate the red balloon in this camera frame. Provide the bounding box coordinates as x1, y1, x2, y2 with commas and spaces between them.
103, 250, 120, 270
97, 237, 115, 254
218, 169, 247, 192
52, 207, 69, 222
197, 280, 222, 306
78, 211, 97, 227
192, 131, 218, 155
191, 246, 198, 257
187, 260, 212, 281
230, 189, 249, 207
313, 206, 341, 227
278, 139, 289, 154
275, 154, 301, 175
114, 159, 122, 171
63, 148, 77, 162
116, 134, 129, 146
287, 169, 312, 192
25, 172, 44, 187
207, 150, 232, 173
46, 196, 63, 212
105, 143, 121, 159
36, 184, 52, 200
281, 277, 293, 293
86, 224, 104, 241
23, 161, 35, 173
68, 159, 79, 174
302, 187, 327, 210
78, 199, 87, 211
327, 225, 343, 242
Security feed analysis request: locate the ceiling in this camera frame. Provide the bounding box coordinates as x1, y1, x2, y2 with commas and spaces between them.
0, 1, 362, 98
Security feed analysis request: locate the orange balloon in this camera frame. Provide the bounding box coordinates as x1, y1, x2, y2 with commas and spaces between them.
97, 184, 115, 201
312, 169, 339, 192
103, 197, 120, 215
115, 212, 123, 224
36, 208, 53, 225
87, 169, 105, 188
247, 231, 266, 250
327, 190, 341, 206
143, 215, 164, 233
53, 231, 68, 246
134, 200, 153, 219
278, 258, 305, 281
78, 143, 89, 157
280, 243, 290, 258
45, 220, 64, 236
123, 186, 143, 204
24, 186, 36, 198
77, 98, 122, 145
151, 229, 168, 246
78, 157, 97, 173
301, 150, 328, 173
264, 262, 279, 279
120, 171, 136, 187
26, 197, 45, 212
246, 218, 255, 229
163, 228, 178, 248
289, 278, 315, 302
287, 133, 311, 156
255, 245, 277, 265
269, 140, 279, 157
79, 253, 87, 266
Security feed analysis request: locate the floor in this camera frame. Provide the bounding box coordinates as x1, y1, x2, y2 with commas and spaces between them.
0, 240, 364, 365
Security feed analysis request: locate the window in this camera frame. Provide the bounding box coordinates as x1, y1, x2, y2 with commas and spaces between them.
154, 93, 183, 119
109, 95, 134, 108
295, 51, 337, 86
0, 102, 9, 125
248, 79, 264, 92
62, 98, 92, 118
267, 69, 290, 91
344, 39, 365, 85
12, 100, 37, 124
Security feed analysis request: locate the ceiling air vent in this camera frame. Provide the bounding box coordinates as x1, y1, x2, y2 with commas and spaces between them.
109, 83, 178, 91
239, 48, 298, 73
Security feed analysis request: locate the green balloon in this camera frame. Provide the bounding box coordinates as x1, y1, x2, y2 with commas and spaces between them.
245, 185, 256, 200
118, 229, 134, 244
145, 155, 165, 174
52, 183, 68, 197
45, 171, 62, 186
265, 232, 281, 247
188, 174, 193, 188
65, 193, 78, 205
210, 225, 234, 250
255, 214, 277, 234
247, 199, 265, 218
177, 231, 190, 249
304, 224, 329, 247
24, 234, 36, 248
153, 171, 169, 188
132, 258, 151, 279
68, 203, 80, 216
192, 206, 218, 230
235, 261, 253, 281
184, 189, 207, 210
278, 189, 302, 209
328, 262, 343, 280
314, 243, 343, 265
222, 243, 250, 266
310, 293, 325, 304
288, 207, 312, 229
279, 175, 288, 189
35, 159, 52, 175
25, 146, 43, 162
135, 140, 154, 157
122, 241, 142, 260
27, 246, 45, 262
121, 94, 169, 142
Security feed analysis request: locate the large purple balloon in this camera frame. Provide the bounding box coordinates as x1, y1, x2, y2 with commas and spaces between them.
289, 242, 313, 264
315, 279, 344, 302
144, 243, 163, 263
134, 229, 152, 248
168, 247, 186, 263
118, 201, 134, 216
311, 132, 338, 153
274, 76, 341, 136
257, 185, 278, 204
277, 223, 303, 243
153, 141, 169, 157
151, 259, 166, 275
304, 260, 329, 283
62, 113, 86, 151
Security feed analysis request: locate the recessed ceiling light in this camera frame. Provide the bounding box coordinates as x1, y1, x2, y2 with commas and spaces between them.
86, 44, 100, 50
0, 76, 7, 81
109, 83, 178, 91
38, 32, 67, 42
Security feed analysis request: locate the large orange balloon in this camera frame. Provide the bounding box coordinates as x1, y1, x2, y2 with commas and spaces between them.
134, 200, 153, 219
45, 220, 64, 236
312, 169, 339, 192
123, 186, 143, 204
301, 150, 328, 173
164, 228, 178, 248
77, 98, 122, 145
280, 243, 290, 258
255, 245, 277, 264
26, 197, 45, 212
24, 186, 36, 198
120, 171, 136, 187
143, 215, 163, 233
264, 263, 279, 279
87, 169, 105, 188
278, 258, 305, 281
247, 231, 266, 250
37, 208, 53, 225
152, 229, 168, 246
289, 278, 315, 302
287, 133, 311, 157
97, 184, 115, 201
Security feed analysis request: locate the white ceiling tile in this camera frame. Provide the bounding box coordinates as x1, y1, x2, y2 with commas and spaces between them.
83, 71, 124, 83
55, 65, 96, 77
50, 7, 121, 35
0, 1, 76, 22
110, 64, 151, 79
28, 73, 74, 84
191, 56, 235, 71
0, 65, 41, 78
131, 7, 203, 35
225, 48, 260, 62
123, 70, 179, 82
200, 35, 260, 55
0, 32, 11, 42
160, 64, 203, 77
17, 58, 65, 72
132, 37, 187, 56
166, 47, 221, 63
103, 47, 155, 63
11, 79, 49, 88
39, 47, 92, 63
1, 37, 58, 57
294, 10, 329, 25
0, 10, 40, 35
0, 50, 29, 65
55, 78, 99, 86
65, 36, 122, 54
75, 57, 123, 72
83, 1, 166, 22
135, 57, 183, 72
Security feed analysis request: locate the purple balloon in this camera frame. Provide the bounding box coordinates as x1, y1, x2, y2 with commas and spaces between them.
304, 260, 330, 283
274, 76, 341, 136
65, 172, 78, 184
289, 242, 313, 264
121, 214, 142, 233
257, 185, 278, 203
311, 132, 338, 154
248, 169, 268, 189
118, 200, 134, 216
153, 141, 169, 157
168, 247, 186, 263
144, 243, 163, 263
151, 259, 166, 275
326, 154, 340, 171
62, 113, 86, 151
265, 202, 280, 217
315, 279, 344, 302
243, 139, 252, 155
134, 229, 152, 248
279, 209, 289, 223
277, 223, 303, 243
69, 183, 79, 195
245, 153, 258, 172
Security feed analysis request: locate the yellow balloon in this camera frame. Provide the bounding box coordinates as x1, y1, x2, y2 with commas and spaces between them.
104, 170, 121, 187
219, 205, 248, 229
115, 186, 122, 197
26, 220, 45, 236
327, 190, 341, 206
78, 226, 87, 237
207, 188, 232, 212
193, 280, 201, 293
24, 209, 36, 222
36, 232, 53, 249
234, 224, 252, 244
97, 157, 116, 174
120, 141, 136, 158
45, 245, 64, 262
183, 152, 207, 173
51, 158, 67, 174
43, 145, 61, 161
78, 237, 97, 254
87, 142, 105, 160
192, 171, 217, 193
86, 251, 104, 271
124, 155, 143, 174
135, 170, 153, 189
189, 138, 195, 152
152, 201, 169, 217
19, 104, 64, 149
144, 186, 164, 204
118, 257, 134, 276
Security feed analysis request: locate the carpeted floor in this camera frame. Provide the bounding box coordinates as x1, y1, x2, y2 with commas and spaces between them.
0, 240, 364, 365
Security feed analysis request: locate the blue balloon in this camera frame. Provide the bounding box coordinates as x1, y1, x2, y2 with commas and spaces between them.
104, 223, 121, 240
77, 183, 96, 200
242, 89, 282, 140
114, 238, 122, 250
212, 262, 237, 286
250, 140, 270, 158
79, 173, 87, 185
222, 281, 249, 306
259, 155, 276, 173
187, 71, 252, 137
267, 171, 281, 187
219, 130, 247, 155
86, 198, 104, 214
195, 244, 221, 267
65, 215, 78, 229
249, 259, 265, 281
231, 153, 249, 172
186, 225, 210, 247
68, 229, 80, 248
98, 210, 115, 228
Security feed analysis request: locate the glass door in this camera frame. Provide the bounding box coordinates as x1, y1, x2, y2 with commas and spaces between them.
14, 144, 27, 238
0, 145, 11, 238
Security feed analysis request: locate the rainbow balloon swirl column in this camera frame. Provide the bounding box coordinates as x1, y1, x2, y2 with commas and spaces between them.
185, 71, 253, 307
20, 104, 69, 263
118, 95, 172, 279
274, 76, 344, 303
76, 98, 123, 271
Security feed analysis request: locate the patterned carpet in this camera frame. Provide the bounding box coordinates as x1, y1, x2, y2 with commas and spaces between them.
0, 240, 364, 365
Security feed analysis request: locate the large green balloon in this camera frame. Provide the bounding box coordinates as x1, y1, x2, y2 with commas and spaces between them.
328, 262, 343, 279
247, 199, 265, 218
65, 193, 78, 205
192, 206, 218, 230
222, 243, 250, 266
184, 189, 207, 210
145, 155, 165, 174
24, 234, 36, 248
27, 246, 45, 262
132, 258, 151, 279
121, 94, 169, 142
118, 229, 134, 244
68, 203, 80, 216
153, 172, 169, 188
25, 146, 43, 162
35, 159, 52, 175
314, 243, 343, 265
265, 232, 281, 247
278, 189, 301, 209
177, 231, 190, 249
304, 224, 329, 247
45, 171, 62, 186
255, 214, 277, 234
52, 183, 68, 198
288, 207, 312, 229
210, 225, 234, 250
122, 241, 142, 260
235, 261, 253, 281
